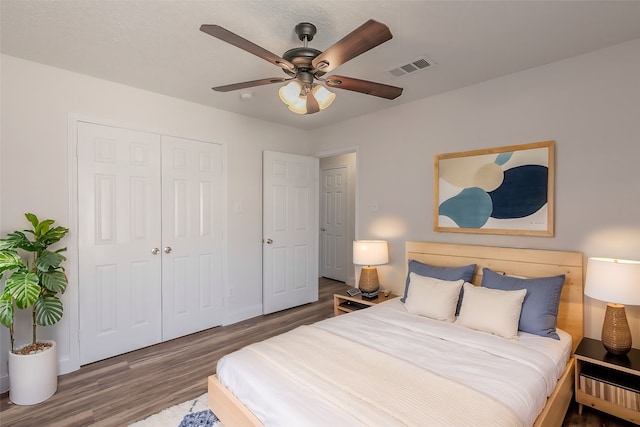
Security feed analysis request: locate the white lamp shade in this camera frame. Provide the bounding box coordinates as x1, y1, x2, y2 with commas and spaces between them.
312, 85, 336, 110
287, 96, 307, 114
353, 240, 388, 266
279, 81, 302, 106
584, 257, 640, 305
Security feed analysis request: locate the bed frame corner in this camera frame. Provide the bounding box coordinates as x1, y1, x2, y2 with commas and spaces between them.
208, 374, 264, 427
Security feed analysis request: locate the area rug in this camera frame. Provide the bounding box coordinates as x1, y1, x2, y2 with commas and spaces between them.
129, 393, 224, 427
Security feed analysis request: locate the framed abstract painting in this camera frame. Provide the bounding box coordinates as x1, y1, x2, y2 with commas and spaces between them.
434, 140, 554, 236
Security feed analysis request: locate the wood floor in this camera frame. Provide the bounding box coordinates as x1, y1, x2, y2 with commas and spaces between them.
0, 278, 634, 426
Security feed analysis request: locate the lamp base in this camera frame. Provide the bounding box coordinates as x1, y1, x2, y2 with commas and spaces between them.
601, 303, 632, 355
358, 266, 380, 295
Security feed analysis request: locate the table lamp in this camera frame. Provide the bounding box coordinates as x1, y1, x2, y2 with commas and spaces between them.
584, 257, 640, 355
353, 240, 388, 299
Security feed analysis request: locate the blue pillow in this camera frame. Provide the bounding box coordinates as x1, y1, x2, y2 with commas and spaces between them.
402, 260, 476, 315
481, 268, 565, 340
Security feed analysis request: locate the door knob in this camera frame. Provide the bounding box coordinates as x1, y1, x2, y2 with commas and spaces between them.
265, 239, 273, 244
163, 246, 173, 254
320, 228, 326, 232
151, 248, 160, 255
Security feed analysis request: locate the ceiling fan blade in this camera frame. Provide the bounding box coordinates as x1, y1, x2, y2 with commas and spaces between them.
325, 75, 403, 100
306, 92, 320, 114
312, 20, 392, 74
200, 24, 295, 72
212, 77, 290, 92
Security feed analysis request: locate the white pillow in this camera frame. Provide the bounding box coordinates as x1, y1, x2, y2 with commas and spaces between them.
455, 282, 527, 340
404, 273, 464, 322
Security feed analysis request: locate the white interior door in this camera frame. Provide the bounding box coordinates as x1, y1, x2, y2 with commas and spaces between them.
263, 151, 319, 314
320, 166, 348, 282
77, 122, 162, 365
161, 136, 224, 341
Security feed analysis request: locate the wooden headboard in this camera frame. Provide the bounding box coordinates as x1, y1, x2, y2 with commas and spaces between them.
406, 241, 584, 352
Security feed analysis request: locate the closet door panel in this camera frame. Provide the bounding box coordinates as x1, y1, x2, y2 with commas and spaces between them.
77, 122, 162, 365
161, 136, 224, 341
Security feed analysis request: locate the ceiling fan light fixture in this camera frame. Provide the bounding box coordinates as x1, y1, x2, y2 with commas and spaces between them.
278, 80, 302, 106
312, 85, 336, 110
202, 20, 403, 113
288, 95, 308, 114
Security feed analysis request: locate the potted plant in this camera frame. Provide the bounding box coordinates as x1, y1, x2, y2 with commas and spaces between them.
0, 213, 69, 405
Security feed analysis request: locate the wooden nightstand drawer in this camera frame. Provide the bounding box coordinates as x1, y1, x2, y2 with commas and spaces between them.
574, 337, 640, 424
579, 364, 640, 412
333, 291, 397, 316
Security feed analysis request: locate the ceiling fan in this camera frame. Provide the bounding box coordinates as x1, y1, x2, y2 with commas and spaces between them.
200, 19, 403, 114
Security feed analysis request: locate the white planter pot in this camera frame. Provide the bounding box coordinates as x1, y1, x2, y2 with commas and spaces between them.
8, 340, 58, 405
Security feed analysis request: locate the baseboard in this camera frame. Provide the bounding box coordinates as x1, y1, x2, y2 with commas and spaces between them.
223, 304, 262, 326
0, 372, 9, 394
59, 355, 80, 376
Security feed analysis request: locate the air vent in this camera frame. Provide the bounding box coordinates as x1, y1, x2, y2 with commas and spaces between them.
387, 56, 435, 77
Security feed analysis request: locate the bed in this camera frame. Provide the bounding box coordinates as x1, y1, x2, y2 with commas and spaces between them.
208, 242, 584, 427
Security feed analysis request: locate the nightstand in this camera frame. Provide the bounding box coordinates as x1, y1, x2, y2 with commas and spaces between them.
574, 337, 640, 424
333, 291, 398, 316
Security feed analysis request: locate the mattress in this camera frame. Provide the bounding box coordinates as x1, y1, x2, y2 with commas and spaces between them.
217, 299, 572, 427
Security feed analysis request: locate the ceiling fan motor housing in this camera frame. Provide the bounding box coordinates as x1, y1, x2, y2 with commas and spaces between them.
282, 47, 322, 66
281, 22, 322, 80
282, 47, 322, 78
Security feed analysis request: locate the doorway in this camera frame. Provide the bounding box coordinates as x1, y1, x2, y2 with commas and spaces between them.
262, 151, 319, 315
319, 152, 356, 285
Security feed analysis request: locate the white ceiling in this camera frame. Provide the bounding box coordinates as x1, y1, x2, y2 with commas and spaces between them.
3, 1, 640, 130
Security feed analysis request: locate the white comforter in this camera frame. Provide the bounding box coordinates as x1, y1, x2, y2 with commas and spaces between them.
217, 299, 571, 427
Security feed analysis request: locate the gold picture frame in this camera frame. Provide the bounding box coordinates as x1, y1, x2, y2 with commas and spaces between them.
434, 140, 554, 236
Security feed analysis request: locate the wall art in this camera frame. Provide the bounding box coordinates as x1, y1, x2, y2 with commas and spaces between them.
434, 140, 554, 236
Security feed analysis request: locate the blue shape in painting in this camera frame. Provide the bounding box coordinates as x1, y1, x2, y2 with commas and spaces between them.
495, 152, 513, 166
439, 187, 493, 228
488, 165, 548, 219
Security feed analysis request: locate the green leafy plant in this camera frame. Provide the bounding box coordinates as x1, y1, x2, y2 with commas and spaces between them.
0, 213, 69, 353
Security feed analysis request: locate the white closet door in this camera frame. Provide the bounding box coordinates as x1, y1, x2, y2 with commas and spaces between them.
78, 122, 162, 365
263, 151, 319, 314
161, 136, 224, 340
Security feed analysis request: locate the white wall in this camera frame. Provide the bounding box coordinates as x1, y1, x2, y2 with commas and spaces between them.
0, 55, 310, 390
3, 36, 640, 393
310, 38, 640, 348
